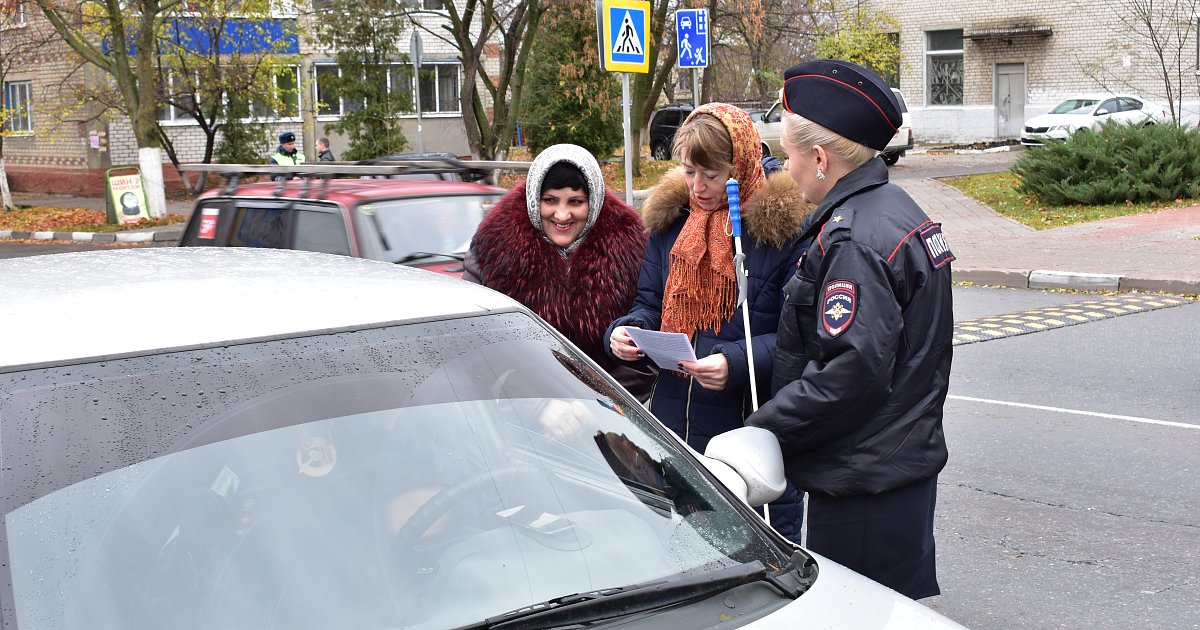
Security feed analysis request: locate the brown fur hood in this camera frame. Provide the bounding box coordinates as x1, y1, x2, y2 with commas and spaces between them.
640, 167, 815, 248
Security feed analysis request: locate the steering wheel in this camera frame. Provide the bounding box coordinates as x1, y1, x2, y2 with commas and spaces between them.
393, 465, 546, 546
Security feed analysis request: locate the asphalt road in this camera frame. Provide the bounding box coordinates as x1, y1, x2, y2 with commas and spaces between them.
888, 148, 1022, 180
925, 286, 1200, 629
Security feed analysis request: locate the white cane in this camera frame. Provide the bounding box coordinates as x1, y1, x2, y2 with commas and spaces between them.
727, 178, 770, 524
725, 178, 758, 411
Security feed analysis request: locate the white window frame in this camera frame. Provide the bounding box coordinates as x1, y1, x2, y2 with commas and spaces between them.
251, 66, 302, 121
314, 61, 461, 118
156, 71, 198, 124
4, 80, 33, 133
1, 0, 27, 29
926, 29, 964, 106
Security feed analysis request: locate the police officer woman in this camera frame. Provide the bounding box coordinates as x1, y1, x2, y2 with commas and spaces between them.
746, 60, 955, 600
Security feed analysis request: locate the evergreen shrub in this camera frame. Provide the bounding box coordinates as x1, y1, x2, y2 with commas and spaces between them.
1013, 121, 1200, 206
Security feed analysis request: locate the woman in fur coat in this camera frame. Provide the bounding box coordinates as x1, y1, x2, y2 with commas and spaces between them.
463, 143, 654, 400
605, 103, 813, 541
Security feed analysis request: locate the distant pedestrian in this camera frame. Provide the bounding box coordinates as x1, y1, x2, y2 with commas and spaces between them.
269, 132, 305, 166
316, 137, 336, 162
746, 59, 956, 600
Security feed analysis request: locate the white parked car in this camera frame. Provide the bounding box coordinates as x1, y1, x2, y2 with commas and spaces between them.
0, 248, 966, 630
1020, 94, 1167, 146
756, 88, 913, 166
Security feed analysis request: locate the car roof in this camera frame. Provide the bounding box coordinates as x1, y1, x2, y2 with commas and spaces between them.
198, 178, 505, 205
1057, 93, 1139, 101
0, 248, 521, 371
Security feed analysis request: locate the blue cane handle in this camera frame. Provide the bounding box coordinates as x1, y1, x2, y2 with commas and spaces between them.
725, 178, 742, 237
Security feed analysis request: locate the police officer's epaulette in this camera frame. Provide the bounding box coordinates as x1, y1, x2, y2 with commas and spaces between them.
812, 203, 858, 251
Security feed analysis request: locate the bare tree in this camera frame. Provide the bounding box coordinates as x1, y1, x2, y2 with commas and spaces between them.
419, 0, 542, 160
1074, 0, 1200, 123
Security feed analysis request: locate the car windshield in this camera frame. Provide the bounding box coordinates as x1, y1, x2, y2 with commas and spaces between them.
1049, 98, 1099, 115
354, 193, 500, 263
0, 312, 793, 630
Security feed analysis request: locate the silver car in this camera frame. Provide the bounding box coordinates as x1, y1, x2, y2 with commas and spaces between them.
0, 248, 966, 629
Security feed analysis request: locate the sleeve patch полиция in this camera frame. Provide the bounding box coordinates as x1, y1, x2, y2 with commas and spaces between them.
919, 223, 955, 269
822, 280, 857, 337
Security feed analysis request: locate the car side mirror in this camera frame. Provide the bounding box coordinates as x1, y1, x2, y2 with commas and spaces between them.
1095, 108, 1110, 116
700, 426, 787, 507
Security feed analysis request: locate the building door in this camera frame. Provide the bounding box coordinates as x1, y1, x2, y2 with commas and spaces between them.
995, 63, 1026, 138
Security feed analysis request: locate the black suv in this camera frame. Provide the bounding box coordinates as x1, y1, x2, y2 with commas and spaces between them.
647, 104, 693, 160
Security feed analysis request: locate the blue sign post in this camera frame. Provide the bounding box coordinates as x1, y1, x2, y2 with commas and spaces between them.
676, 8, 707, 108
676, 8, 708, 69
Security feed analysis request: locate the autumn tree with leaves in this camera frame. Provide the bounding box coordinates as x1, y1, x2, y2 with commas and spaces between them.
1, 4, 60, 210
521, 0, 622, 158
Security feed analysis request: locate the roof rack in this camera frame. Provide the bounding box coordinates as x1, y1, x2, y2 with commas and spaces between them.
177, 160, 534, 197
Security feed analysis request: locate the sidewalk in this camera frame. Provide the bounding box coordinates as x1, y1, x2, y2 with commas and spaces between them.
4, 179, 1199, 294
904, 178, 1200, 294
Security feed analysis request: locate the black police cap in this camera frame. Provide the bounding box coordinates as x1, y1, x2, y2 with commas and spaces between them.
279, 131, 296, 144
782, 59, 902, 151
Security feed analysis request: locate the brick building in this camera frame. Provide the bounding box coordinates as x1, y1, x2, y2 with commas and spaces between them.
862, 0, 1200, 144
1, 0, 491, 195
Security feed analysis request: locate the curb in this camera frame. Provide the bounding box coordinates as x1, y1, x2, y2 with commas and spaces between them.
0, 228, 181, 243
953, 268, 1200, 295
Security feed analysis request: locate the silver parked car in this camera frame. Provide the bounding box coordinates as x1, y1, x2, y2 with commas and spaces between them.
0, 248, 966, 630
1020, 93, 1167, 146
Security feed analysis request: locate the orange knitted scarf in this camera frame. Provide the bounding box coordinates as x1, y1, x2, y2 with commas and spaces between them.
661, 103, 765, 339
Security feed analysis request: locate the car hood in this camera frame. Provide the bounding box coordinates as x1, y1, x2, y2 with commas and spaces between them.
1025, 112, 1092, 128
743, 551, 966, 629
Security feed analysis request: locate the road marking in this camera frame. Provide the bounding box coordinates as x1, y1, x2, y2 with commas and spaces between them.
954, 294, 1195, 345
948, 395, 1200, 430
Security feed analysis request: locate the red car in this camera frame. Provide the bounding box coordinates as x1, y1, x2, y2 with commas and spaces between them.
179, 162, 506, 277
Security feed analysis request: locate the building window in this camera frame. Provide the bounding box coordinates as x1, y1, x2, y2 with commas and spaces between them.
926, 29, 963, 105
156, 72, 197, 122
315, 62, 460, 116
1, 0, 27, 28
4, 80, 33, 132
315, 64, 341, 115
252, 66, 301, 119
419, 63, 460, 113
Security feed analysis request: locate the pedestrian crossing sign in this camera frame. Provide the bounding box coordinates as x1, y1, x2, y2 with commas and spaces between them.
601, 0, 650, 73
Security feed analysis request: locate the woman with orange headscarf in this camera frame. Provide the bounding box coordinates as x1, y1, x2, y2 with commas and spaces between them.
605, 103, 813, 537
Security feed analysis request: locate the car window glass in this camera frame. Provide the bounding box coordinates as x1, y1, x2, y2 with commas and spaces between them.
293, 209, 351, 256
1096, 99, 1118, 115
891, 89, 908, 113
1119, 98, 1142, 112
1, 312, 792, 630
229, 207, 288, 248
765, 102, 781, 123
354, 194, 498, 262
1050, 99, 1098, 114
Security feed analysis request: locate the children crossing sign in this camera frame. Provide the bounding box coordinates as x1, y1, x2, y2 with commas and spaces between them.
600, 0, 650, 73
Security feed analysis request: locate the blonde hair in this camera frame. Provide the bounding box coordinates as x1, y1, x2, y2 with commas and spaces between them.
780, 110, 877, 169
671, 113, 733, 171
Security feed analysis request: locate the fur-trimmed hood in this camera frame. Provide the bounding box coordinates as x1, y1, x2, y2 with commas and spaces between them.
464, 183, 647, 363
639, 167, 815, 248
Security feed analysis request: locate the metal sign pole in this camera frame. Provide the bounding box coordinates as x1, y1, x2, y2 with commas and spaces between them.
410, 31, 424, 153
622, 72, 633, 206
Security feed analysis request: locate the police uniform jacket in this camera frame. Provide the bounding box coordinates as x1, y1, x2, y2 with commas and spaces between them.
606, 168, 812, 453
748, 157, 954, 497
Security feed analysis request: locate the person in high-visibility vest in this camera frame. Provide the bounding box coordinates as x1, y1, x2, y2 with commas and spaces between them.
269, 131, 305, 166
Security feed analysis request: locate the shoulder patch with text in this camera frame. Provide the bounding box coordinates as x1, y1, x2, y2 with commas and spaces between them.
822, 280, 857, 337
919, 223, 955, 268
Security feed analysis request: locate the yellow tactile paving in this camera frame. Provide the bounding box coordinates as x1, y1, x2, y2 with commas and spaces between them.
953, 294, 1196, 346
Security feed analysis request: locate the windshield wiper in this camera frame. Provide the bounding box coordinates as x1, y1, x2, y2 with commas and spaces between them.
395, 251, 465, 264
452, 560, 786, 630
